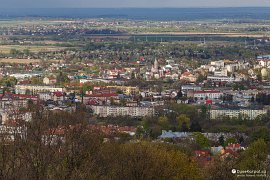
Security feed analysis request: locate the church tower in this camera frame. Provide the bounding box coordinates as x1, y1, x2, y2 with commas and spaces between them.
154, 58, 159, 70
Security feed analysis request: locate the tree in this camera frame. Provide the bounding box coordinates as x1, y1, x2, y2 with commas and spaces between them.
251, 128, 270, 142
193, 132, 210, 149
10, 48, 21, 57
219, 135, 225, 147
190, 121, 202, 132
224, 138, 237, 146
31, 77, 43, 85
181, 122, 189, 132
196, 74, 206, 83
97, 142, 204, 180
176, 90, 183, 99
131, 71, 135, 79
177, 114, 190, 131
158, 116, 170, 130
23, 49, 31, 56
200, 105, 209, 120
239, 136, 244, 144
57, 71, 70, 85
238, 139, 269, 170
206, 156, 237, 180
0, 76, 17, 87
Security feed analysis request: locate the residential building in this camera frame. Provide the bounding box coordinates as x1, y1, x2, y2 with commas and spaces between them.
189, 90, 223, 100
207, 76, 242, 82
180, 72, 197, 83
15, 85, 63, 95
83, 93, 118, 105
90, 105, 155, 117
106, 86, 139, 95
210, 109, 268, 120
43, 77, 57, 85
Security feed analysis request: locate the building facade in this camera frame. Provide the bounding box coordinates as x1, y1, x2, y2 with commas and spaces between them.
15, 85, 63, 95
90, 105, 155, 117
190, 90, 223, 100
210, 109, 268, 120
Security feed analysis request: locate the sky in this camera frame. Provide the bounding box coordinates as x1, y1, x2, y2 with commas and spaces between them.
1, 0, 270, 8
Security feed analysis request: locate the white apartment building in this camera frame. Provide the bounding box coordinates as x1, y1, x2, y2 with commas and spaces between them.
207, 76, 242, 82
90, 105, 155, 117
193, 90, 223, 100
210, 109, 268, 120
15, 85, 63, 95
38, 93, 52, 101
9, 73, 41, 80
181, 85, 202, 91
210, 60, 225, 68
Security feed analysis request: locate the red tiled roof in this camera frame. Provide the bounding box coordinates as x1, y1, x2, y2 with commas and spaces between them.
87, 99, 99, 105
52, 92, 64, 97
226, 143, 241, 149
182, 72, 192, 76
12, 94, 39, 100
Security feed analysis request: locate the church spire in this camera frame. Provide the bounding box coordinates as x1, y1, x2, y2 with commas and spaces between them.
154, 58, 158, 70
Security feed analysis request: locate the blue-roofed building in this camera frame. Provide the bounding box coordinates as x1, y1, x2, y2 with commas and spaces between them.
159, 130, 191, 139
257, 55, 270, 59
257, 55, 270, 67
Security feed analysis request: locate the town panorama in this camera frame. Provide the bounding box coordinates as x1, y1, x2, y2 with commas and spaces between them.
0, 7, 269, 179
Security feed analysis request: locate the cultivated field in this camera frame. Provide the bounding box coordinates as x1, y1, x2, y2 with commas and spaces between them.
0, 45, 66, 54
0, 58, 64, 64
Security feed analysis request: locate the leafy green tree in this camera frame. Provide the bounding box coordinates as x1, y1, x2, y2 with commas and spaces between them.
0, 76, 17, 87
224, 138, 237, 146
177, 114, 190, 130
193, 132, 210, 149
10, 48, 21, 57
57, 71, 70, 85
219, 135, 225, 147
239, 139, 269, 170
31, 77, 43, 85
23, 49, 31, 56
206, 156, 237, 180
190, 121, 202, 132
97, 142, 204, 180
251, 128, 270, 142
200, 105, 209, 120
158, 116, 170, 130
176, 90, 183, 99
181, 122, 189, 132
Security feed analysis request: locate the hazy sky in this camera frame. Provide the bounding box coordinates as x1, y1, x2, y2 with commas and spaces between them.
1, 0, 270, 8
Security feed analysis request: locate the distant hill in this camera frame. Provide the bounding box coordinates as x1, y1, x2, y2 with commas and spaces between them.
1, 7, 270, 20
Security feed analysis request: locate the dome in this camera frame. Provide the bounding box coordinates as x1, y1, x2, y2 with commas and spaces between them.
261, 68, 269, 77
